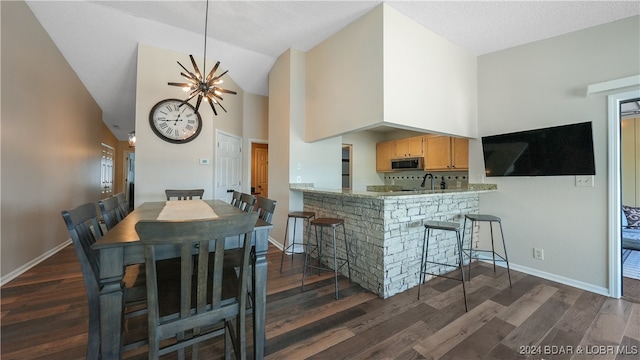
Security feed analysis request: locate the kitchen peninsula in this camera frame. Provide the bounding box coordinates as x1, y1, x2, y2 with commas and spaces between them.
291, 184, 496, 298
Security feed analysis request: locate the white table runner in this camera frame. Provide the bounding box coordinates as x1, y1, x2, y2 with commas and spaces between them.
156, 200, 219, 220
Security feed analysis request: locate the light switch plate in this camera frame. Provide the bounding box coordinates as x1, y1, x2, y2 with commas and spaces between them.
199, 158, 210, 165
575, 175, 594, 187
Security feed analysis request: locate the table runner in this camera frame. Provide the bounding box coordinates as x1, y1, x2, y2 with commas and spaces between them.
156, 200, 219, 220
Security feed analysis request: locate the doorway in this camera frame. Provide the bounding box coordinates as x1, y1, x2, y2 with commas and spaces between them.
342, 144, 352, 190
608, 88, 640, 299
620, 98, 640, 301
252, 143, 269, 198
123, 151, 135, 211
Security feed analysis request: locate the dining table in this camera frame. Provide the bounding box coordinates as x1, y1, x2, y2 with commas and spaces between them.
92, 200, 273, 359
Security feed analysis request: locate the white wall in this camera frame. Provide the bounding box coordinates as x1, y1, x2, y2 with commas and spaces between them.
135, 44, 244, 205
242, 92, 269, 195
473, 16, 640, 293
383, 5, 477, 138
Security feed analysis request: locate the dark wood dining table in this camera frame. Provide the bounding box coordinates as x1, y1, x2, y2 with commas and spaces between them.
92, 200, 272, 359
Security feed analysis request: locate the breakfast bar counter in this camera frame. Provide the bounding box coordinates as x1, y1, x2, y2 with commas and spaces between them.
291, 184, 496, 298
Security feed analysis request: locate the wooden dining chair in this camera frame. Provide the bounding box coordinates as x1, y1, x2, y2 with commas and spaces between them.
255, 197, 277, 223
135, 211, 259, 359
61, 203, 147, 360
165, 189, 205, 201
115, 192, 129, 217
237, 193, 257, 212
98, 196, 122, 231
230, 190, 242, 207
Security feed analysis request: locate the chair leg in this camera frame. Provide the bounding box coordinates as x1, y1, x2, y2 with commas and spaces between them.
418, 227, 430, 300
490, 222, 497, 272
342, 223, 352, 282
464, 217, 472, 282
498, 221, 513, 287
456, 230, 468, 312
333, 226, 339, 300
280, 216, 291, 272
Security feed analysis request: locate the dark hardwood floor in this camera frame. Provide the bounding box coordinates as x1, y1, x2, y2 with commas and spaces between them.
2, 244, 639, 359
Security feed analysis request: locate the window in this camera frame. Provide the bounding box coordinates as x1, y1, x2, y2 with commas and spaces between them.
101, 144, 114, 195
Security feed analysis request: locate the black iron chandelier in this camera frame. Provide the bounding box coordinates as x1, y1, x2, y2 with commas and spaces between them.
168, 0, 236, 115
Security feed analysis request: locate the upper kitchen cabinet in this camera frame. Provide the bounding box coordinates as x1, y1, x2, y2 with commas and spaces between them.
376, 141, 395, 172
424, 135, 469, 171
395, 136, 424, 158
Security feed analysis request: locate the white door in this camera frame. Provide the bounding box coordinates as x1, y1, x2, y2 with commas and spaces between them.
216, 132, 242, 201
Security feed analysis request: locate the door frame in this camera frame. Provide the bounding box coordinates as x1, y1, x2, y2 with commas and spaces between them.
248, 138, 268, 196
608, 89, 640, 298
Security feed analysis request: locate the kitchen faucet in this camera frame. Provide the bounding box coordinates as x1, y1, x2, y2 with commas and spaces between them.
421, 173, 434, 190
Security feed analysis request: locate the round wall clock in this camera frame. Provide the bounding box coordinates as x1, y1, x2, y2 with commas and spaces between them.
149, 99, 202, 144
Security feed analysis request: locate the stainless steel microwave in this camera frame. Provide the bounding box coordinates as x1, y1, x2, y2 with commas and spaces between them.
391, 157, 424, 170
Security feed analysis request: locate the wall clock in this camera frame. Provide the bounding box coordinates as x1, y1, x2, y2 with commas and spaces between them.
149, 99, 202, 144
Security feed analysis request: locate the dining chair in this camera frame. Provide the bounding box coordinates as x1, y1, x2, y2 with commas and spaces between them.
237, 193, 257, 212
255, 197, 277, 223
135, 211, 259, 359
165, 189, 205, 201
230, 190, 242, 207
61, 203, 146, 360
115, 192, 129, 217
98, 196, 122, 231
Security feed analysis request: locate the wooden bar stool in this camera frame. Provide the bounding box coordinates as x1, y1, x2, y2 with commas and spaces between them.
302, 217, 352, 299
280, 211, 316, 272
418, 220, 468, 312
462, 214, 512, 287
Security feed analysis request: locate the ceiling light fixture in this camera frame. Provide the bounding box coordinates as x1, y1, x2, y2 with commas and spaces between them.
128, 131, 136, 147
168, 0, 236, 115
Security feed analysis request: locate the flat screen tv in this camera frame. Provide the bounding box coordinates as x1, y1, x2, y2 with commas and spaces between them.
481, 122, 596, 177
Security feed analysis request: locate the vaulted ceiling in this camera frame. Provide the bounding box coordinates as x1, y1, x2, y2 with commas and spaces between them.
25, 1, 640, 140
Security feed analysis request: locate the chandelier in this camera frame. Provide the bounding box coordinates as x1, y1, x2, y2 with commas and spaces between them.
168, 0, 236, 115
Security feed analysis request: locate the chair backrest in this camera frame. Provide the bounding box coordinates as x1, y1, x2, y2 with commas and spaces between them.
256, 197, 277, 223
98, 196, 122, 231
115, 192, 129, 218
61, 203, 102, 360
165, 189, 205, 201
237, 193, 257, 213
230, 190, 242, 207
135, 211, 259, 359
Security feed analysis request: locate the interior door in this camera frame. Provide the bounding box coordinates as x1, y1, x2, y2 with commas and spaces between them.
216, 132, 242, 201
253, 143, 269, 198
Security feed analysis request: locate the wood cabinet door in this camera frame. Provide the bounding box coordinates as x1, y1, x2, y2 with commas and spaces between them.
376, 141, 395, 172
424, 136, 451, 170
451, 137, 469, 170
395, 137, 424, 158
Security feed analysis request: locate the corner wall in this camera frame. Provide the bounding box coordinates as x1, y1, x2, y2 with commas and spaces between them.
473, 16, 640, 292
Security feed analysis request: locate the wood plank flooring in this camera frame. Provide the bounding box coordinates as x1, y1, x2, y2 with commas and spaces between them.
2, 244, 640, 359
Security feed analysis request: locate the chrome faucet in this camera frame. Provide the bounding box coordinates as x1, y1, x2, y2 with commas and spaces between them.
421, 173, 434, 190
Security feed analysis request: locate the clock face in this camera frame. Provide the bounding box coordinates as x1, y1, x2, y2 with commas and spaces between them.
149, 99, 202, 144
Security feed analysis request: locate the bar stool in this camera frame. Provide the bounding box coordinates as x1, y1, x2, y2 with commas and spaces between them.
280, 211, 316, 272
462, 214, 512, 287
418, 220, 468, 312
302, 217, 352, 299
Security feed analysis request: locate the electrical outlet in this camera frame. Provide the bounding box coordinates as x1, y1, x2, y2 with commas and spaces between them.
533, 247, 544, 260
575, 175, 594, 187
296, 176, 301, 183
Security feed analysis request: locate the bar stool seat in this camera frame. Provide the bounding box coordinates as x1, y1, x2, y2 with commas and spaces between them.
462, 214, 512, 287
302, 217, 352, 299
280, 211, 316, 272
418, 220, 468, 311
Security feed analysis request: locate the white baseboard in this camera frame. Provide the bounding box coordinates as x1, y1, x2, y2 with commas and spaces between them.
1, 239, 72, 287
478, 258, 609, 297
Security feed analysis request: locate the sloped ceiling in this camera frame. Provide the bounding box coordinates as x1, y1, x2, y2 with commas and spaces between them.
24, 1, 640, 140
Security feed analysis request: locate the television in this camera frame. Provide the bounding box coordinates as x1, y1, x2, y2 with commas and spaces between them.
481, 122, 596, 177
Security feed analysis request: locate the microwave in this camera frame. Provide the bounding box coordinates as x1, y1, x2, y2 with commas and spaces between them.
391, 157, 424, 170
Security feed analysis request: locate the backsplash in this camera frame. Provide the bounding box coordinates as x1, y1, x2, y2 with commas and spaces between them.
383, 170, 469, 190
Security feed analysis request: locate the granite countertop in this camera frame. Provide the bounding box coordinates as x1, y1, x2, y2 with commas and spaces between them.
290, 183, 497, 198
